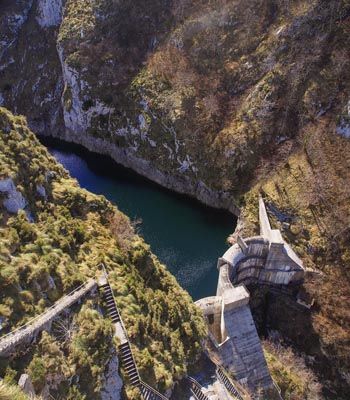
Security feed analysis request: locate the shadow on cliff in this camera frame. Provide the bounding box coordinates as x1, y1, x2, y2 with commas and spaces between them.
248, 284, 350, 400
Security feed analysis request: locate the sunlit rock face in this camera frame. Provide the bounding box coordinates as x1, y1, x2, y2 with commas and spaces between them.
336, 100, 350, 139
101, 354, 123, 400
0, 177, 27, 214
36, 0, 63, 28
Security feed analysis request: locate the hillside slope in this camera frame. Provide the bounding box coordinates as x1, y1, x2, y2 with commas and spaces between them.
0, 0, 350, 398
0, 107, 206, 399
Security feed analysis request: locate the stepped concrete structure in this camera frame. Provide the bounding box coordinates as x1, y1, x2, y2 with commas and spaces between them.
196, 197, 304, 395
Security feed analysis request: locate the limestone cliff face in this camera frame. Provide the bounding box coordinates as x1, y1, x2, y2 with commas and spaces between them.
101, 353, 123, 400
0, 0, 64, 136
0, 178, 28, 214
1, 1, 350, 214
36, 0, 63, 28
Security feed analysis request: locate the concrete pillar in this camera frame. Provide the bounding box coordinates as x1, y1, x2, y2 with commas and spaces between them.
237, 236, 248, 254
220, 286, 250, 341
259, 196, 272, 238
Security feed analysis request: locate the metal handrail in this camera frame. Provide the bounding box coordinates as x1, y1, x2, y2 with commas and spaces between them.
214, 363, 248, 400
101, 266, 169, 400
186, 376, 210, 400
0, 280, 94, 341
140, 380, 169, 400
100, 264, 130, 338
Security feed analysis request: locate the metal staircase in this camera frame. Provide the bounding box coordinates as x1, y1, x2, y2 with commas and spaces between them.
186, 376, 210, 400
119, 341, 141, 386
140, 381, 168, 400
99, 278, 168, 400
100, 282, 121, 323
216, 366, 244, 400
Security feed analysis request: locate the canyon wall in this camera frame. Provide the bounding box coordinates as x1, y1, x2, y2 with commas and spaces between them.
1, 1, 350, 398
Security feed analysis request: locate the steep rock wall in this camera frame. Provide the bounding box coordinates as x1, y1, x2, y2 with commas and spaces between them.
36, 0, 63, 28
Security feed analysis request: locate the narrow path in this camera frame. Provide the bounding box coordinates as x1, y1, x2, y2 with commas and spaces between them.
0, 279, 97, 356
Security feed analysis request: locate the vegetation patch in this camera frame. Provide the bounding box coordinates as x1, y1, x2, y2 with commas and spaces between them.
0, 108, 206, 399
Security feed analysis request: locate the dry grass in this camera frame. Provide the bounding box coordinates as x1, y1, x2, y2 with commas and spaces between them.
263, 340, 322, 400
108, 210, 137, 252
0, 381, 41, 400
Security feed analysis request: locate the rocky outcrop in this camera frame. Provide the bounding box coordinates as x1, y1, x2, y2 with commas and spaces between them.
18, 374, 36, 398
58, 44, 114, 135
36, 0, 63, 28
0, 177, 27, 214
336, 100, 350, 139
0, 0, 64, 136
0, 0, 33, 62
101, 354, 123, 400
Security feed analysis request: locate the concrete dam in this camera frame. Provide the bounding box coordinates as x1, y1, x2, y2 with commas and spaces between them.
196, 197, 305, 396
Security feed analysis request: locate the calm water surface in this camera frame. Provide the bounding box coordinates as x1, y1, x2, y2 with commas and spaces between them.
42, 139, 236, 300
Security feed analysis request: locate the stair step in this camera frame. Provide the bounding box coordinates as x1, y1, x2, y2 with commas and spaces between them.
109, 311, 120, 317
100, 283, 110, 289
100, 277, 166, 398
120, 346, 131, 353
124, 361, 135, 368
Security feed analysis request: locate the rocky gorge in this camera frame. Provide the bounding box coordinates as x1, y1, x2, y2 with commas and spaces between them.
1, 0, 350, 399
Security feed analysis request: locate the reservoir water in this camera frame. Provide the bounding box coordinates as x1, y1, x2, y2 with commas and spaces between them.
42, 139, 236, 300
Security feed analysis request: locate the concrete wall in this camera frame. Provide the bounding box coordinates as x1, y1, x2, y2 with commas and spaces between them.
220, 304, 273, 390
197, 198, 305, 395
197, 283, 272, 392
195, 297, 222, 343
219, 227, 303, 289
